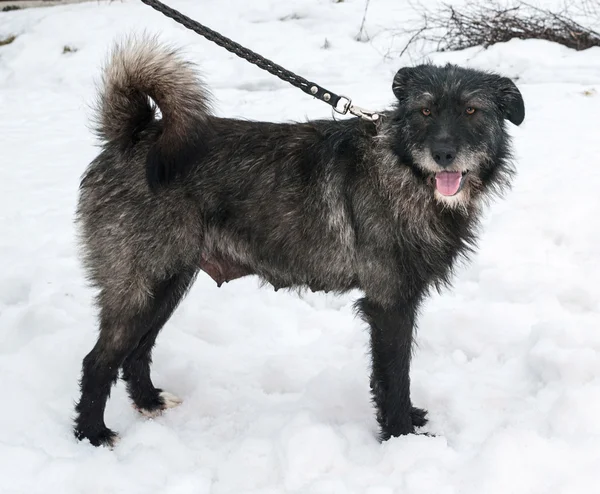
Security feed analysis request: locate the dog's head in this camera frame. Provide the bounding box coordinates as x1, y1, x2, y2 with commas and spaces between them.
386, 63, 524, 208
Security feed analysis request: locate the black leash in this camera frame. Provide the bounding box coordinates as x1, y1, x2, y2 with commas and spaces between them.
139, 0, 380, 123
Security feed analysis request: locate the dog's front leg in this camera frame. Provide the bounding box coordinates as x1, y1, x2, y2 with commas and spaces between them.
357, 296, 428, 441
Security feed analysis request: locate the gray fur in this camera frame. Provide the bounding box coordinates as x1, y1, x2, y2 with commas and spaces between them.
73, 37, 524, 447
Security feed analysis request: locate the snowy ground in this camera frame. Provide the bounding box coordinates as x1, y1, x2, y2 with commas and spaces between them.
1, 0, 600, 492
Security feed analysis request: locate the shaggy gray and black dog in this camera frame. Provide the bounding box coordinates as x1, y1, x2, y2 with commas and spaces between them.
74, 37, 524, 447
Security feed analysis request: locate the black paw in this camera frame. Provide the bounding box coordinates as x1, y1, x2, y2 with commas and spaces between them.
378, 407, 429, 442
378, 416, 415, 442
74, 425, 119, 448
410, 406, 428, 428
131, 386, 164, 414
133, 389, 183, 418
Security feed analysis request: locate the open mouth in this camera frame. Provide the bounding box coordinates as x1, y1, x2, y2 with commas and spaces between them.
434, 171, 468, 197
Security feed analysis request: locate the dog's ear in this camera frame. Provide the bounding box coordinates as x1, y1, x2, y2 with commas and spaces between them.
392, 67, 416, 100
497, 77, 525, 126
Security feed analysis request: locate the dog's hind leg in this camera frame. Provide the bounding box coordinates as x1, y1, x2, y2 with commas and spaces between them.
74, 268, 196, 447
74, 313, 143, 448
121, 269, 197, 417
357, 295, 428, 441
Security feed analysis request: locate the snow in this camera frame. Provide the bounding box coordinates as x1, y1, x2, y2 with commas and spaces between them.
1, 0, 600, 492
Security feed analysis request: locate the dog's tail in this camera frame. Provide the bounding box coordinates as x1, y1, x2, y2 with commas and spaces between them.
93, 36, 213, 188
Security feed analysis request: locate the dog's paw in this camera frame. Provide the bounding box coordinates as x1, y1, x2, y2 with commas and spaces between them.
378, 417, 415, 442
159, 391, 183, 409
136, 391, 183, 418
74, 425, 119, 448
410, 406, 428, 428
378, 407, 429, 442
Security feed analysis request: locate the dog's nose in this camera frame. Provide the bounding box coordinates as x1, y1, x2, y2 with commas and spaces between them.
432, 147, 456, 167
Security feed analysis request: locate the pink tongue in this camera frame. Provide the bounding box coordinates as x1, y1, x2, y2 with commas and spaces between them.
435, 171, 462, 196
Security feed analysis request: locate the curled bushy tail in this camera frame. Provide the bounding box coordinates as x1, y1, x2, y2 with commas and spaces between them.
94, 35, 213, 188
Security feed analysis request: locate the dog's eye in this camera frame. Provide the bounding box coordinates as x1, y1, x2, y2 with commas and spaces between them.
466, 107, 476, 115
421, 108, 431, 116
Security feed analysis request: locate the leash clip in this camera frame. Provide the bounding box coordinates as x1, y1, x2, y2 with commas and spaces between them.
333, 95, 380, 123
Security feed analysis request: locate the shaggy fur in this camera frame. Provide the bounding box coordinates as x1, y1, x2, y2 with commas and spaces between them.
73, 37, 525, 447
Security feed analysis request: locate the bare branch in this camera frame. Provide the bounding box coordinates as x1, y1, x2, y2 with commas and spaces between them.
355, 0, 372, 42
396, 0, 600, 55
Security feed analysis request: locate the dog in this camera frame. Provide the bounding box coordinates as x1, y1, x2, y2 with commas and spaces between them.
73, 37, 524, 447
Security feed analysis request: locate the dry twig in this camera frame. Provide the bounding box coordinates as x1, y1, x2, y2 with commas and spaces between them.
398, 0, 600, 54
